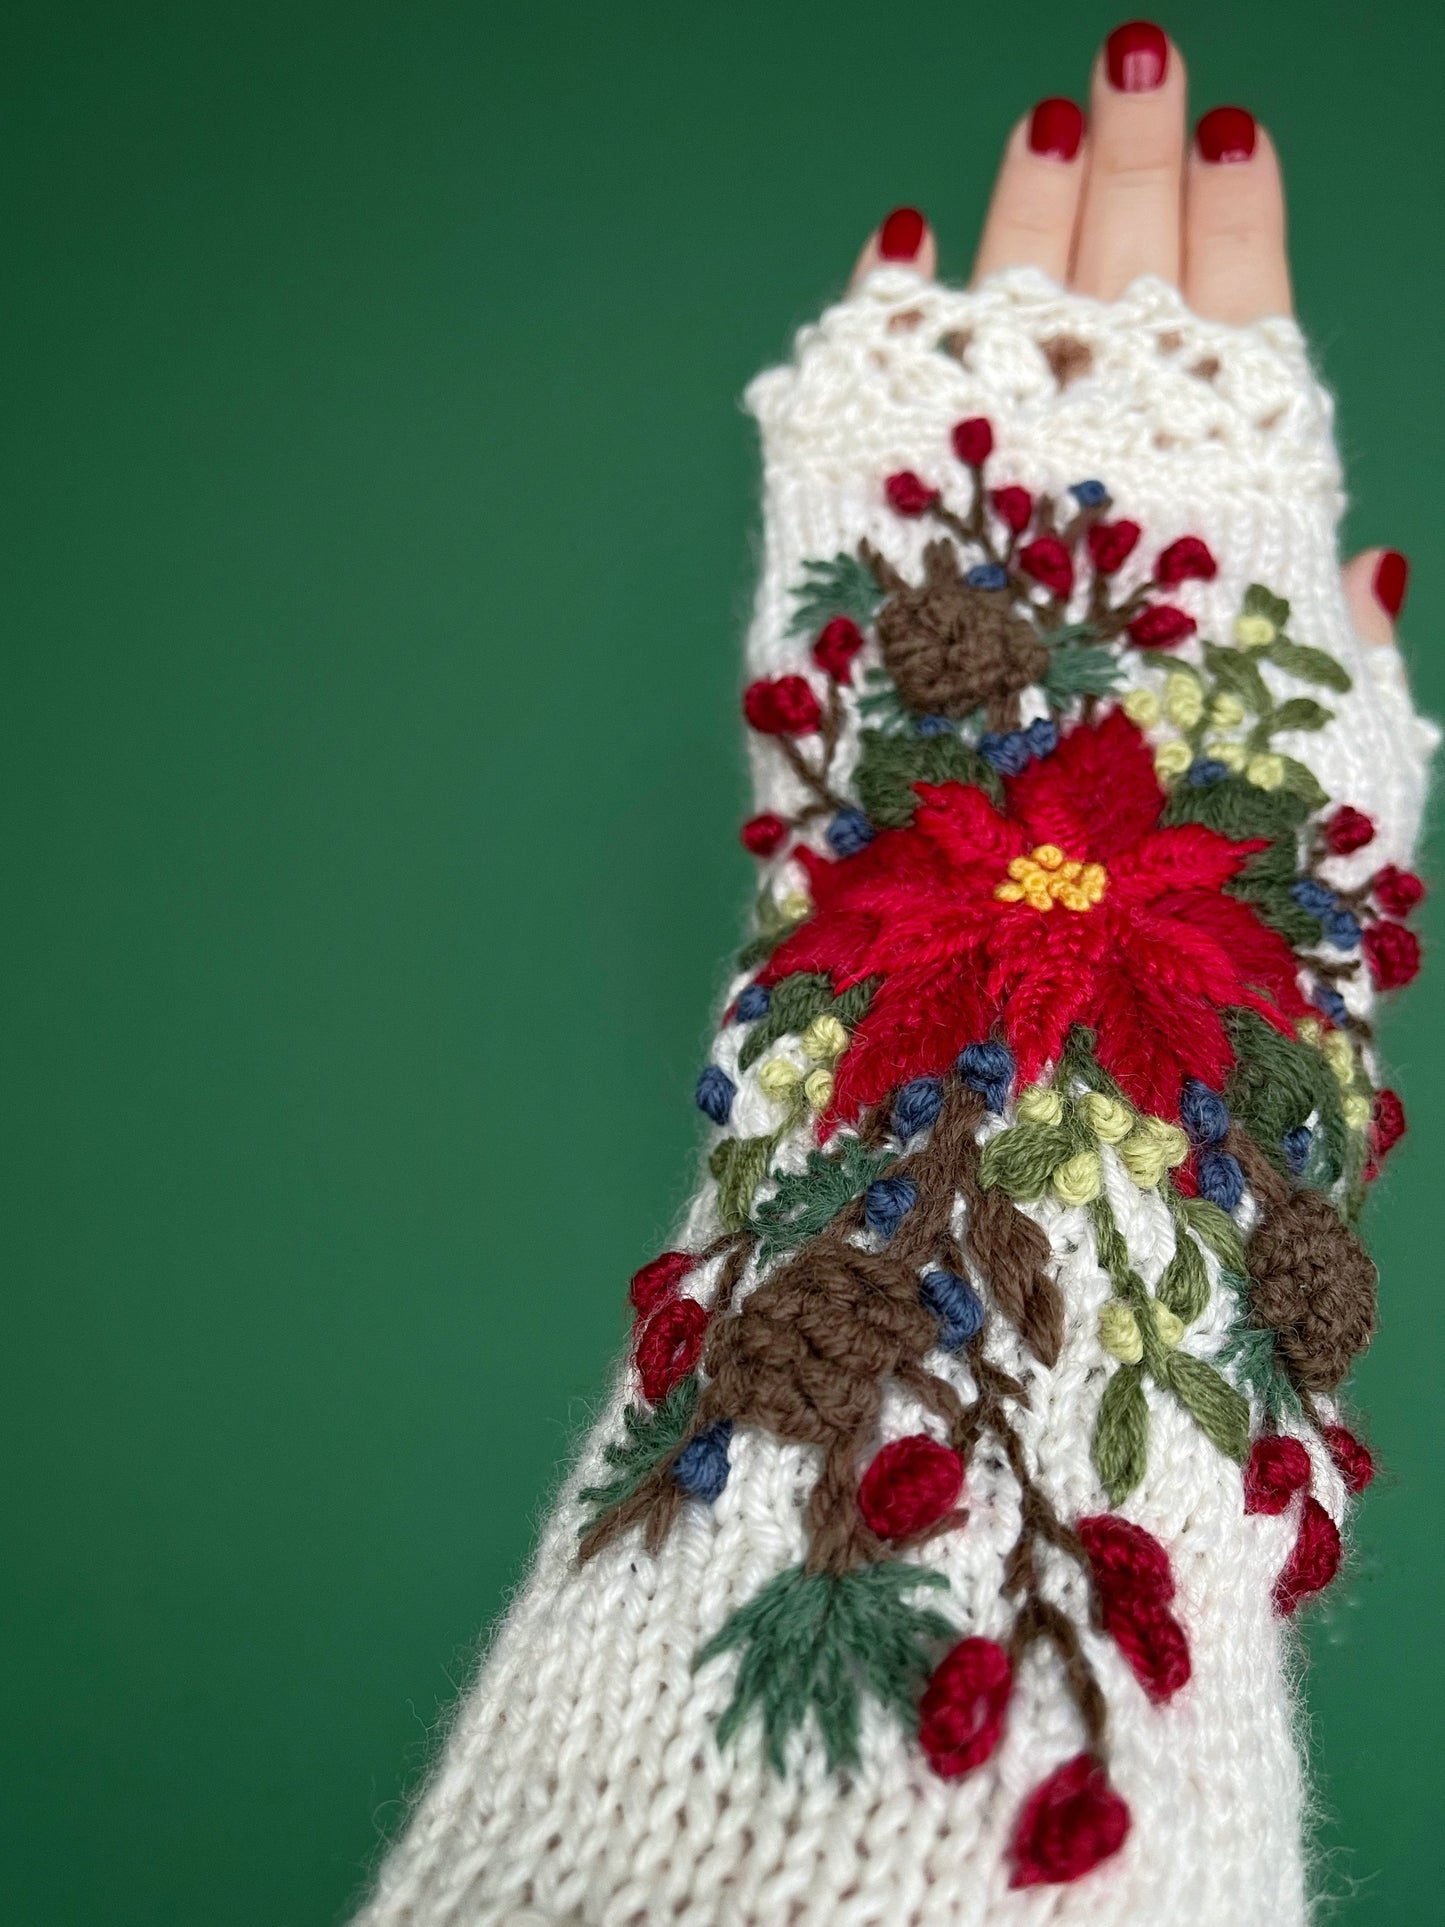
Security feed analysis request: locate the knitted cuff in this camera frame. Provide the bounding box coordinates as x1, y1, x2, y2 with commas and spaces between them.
355, 271, 1434, 1927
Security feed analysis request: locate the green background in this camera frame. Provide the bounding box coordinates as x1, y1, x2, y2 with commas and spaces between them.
3, 3, 1440, 1921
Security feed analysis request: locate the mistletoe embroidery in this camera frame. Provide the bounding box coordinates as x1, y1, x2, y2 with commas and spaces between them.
580, 417, 1421, 1892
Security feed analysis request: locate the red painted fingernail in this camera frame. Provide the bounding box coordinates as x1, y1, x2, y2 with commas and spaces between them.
1106, 20, 1168, 92
1028, 97, 1085, 161
1374, 550, 1410, 620
878, 207, 926, 261
1197, 105, 1257, 164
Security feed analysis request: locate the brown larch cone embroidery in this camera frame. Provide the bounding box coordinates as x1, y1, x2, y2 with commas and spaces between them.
1246, 1189, 1378, 1393
700, 1240, 940, 1574
867, 539, 1049, 728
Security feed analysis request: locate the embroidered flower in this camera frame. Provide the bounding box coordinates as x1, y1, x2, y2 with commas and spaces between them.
760, 709, 1308, 1125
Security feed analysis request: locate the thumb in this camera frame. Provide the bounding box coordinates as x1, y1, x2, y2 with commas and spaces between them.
1342, 547, 1409, 647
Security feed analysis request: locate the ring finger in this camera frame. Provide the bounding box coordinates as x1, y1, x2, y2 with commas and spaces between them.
971, 99, 1088, 286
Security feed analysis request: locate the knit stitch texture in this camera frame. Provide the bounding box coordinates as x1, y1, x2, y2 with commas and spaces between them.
352, 268, 1435, 1927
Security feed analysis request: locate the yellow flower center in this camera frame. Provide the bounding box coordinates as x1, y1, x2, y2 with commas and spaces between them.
994, 843, 1108, 914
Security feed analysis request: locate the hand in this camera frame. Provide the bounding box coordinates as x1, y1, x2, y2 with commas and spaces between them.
849, 21, 1409, 653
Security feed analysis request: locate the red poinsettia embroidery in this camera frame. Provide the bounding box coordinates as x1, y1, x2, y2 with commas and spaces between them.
761, 708, 1308, 1125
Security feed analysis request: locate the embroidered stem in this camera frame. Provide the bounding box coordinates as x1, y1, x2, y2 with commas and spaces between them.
773, 731, 851, 814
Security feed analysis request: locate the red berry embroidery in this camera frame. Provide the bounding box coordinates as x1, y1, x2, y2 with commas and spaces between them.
1323, 805, 1376, 854
1371, 864, 1426, 918
629, 1250, 696, 1315
740, 812, 789, 858
812, 615, 865, 682
1008, 1753, 1131, 1888
991, 485, 1033, 532
1274, 1496, 1342, 1615
1128, 603, 1197, 649
1321, 1425, 1375, 1495
884, 470, 940, 516
950, 416, 995, 467
1243, 1435, 1312, 1515
1077, 1515, 1190, 1704
635, 1296, 708, 1404
1371, 1087, 1407, 1159
1019, 535, 1074, 598
1363, 919, 1422, 990
1086, 519, 1141, 574
857, 1434, 963, 1539
919, 1636, 1012, 1778
1154, 535, 1217, 585
742, 675, 822, 736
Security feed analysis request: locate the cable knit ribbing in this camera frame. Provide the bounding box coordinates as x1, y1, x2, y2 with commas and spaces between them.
351, 272, 1434, 1927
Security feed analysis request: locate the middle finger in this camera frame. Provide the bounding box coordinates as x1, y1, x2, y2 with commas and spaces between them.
1072, 22, 1188, 300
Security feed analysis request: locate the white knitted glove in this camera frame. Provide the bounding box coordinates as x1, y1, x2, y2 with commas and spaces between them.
354, 269, 1434, 1927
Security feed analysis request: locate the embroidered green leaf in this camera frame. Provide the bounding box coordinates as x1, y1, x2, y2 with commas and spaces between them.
1059, 1024, 1126, 1099
579, 1374, 700, 1532
1263, 696, 1333, 737
1161, 1351, 1250, 1462
1085, 1191, 1135, 1291
737, 929, 787, 971
831, 976, 879, 1028
1219, 1323, 1302, 1423
1229, 837, 1324, 947
749, 1138, 896, 1261
1042, 645, 1124, 697
1178, 1197, 1247, 1279
856, 669, 916, 734
1166, 658, 1206, 689
1039, 621, 1101, 648
1203, 640, 1272, 715
787, 553, 882, 637
738, 972, 834, 1071
979, 1121, 1078, 1201
697, 1561, 953, 1773
1163, 771, 1309, 844
1243, 583, 1291, 629
736, 971, 879, 1073
1156, 1233, 1209, 1325
854, 727, 1002, 828
737, 888, 808, 971
1224, 1007, 1347, 1186
1265, 637, 1351, 692
1215, 1265, 1251, 1320
1275, 755, 1330, 811
1093, 1361, 1149, 1504
710, 1135, 773, 1231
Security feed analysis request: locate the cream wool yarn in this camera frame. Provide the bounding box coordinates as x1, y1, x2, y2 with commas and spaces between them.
353, 269, 1435, 1927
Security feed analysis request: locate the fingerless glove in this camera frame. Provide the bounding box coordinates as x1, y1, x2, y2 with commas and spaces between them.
356, 267, 1435, 1927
